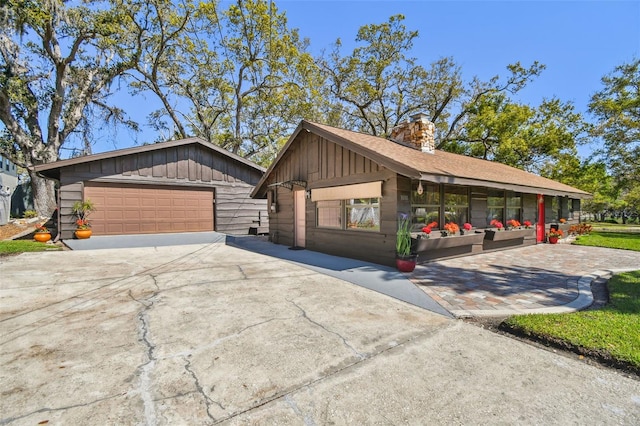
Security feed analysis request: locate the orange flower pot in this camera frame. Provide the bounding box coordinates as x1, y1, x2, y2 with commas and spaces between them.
75, 229, 92, 239
34, 233, 51, 243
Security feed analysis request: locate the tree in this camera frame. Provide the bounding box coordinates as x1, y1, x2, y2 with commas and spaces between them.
456, 94, 588, 173
131, 0, 321, 164
318, 14, 545, 148
589, 58, 640, 192
0, 0, 138, 215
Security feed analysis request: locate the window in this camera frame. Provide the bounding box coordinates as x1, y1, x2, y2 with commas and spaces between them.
411, 182, 439, 230
550, 197, 559, 222
316, 198, 380, 231
487, 190, 504, 226
487, 190, 522, 225
444, 185, 469, 225
316, 200, 341, 228
506, 193, 522, 223
346, 198, 380, 231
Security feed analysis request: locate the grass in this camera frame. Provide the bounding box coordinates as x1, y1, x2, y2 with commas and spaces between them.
504, 271, 640, 369
504, 229, 640, 373
0, 240, 62, 255
572, 231, 640, 251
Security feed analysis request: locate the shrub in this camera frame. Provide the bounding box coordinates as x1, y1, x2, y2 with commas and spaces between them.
569, 223, 592, 235
22, 210, 37, 218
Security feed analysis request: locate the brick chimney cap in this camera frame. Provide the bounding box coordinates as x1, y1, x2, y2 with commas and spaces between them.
410, 112, 430, 122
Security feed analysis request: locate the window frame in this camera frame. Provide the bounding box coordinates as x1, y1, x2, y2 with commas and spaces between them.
443, 185, 470, 226
315, 197, 381, 232
410, 182, 440, 230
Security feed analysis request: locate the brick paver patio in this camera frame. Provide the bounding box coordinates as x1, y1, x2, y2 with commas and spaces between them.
410, 243, 640, 317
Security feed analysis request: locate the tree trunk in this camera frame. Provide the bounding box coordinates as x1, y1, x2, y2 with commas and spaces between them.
29, 170, 57, 218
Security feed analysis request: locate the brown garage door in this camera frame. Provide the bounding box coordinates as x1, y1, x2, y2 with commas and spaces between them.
84, 184, 214, 235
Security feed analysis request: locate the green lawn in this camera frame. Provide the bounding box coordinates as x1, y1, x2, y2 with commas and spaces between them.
572, 231, 640, 251
0, 240, 62, 255
504, 271, 640, 369
504, 229, 640, 372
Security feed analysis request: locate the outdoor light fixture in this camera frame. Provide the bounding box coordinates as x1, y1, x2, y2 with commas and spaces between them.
417, 181, 424, 195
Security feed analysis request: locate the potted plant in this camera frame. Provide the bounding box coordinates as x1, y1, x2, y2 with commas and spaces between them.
547, 228, 564, 244
396, 213, 418, 272
440, 222, 460, 237
33, 224, 51, 243
72, 199, 96, 239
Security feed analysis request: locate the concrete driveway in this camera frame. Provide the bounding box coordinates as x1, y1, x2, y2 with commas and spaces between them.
1, 243, 639, 424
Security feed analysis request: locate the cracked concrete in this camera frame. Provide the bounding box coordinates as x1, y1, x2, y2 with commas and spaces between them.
1, 243, 639, 425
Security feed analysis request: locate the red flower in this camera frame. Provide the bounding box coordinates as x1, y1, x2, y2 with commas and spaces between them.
523, 220, 532, 228
422, 226, 432, 234
490, 219, 504, 229
463, 223, 472, 231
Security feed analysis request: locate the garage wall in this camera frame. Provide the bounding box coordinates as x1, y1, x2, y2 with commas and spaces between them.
57, 143, 267, 239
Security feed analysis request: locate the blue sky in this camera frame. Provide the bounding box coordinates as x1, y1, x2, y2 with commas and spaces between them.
106, 0, 640, 158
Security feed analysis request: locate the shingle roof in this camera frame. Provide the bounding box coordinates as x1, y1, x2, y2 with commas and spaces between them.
253, 120, 591, 199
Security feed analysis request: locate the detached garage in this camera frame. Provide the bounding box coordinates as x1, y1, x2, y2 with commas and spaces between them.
36, 137, 267, 240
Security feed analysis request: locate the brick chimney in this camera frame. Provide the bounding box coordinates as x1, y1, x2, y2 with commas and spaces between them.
390, 113, 436, 154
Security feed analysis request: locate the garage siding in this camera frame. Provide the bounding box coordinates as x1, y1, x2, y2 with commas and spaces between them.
54, 140, 267, 239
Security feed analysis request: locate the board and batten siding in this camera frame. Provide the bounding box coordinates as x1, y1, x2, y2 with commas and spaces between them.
57, 143, 266, 239
267, 131, 398, 265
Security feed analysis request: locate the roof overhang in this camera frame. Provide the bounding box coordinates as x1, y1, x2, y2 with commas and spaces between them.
419, 173, 592, 199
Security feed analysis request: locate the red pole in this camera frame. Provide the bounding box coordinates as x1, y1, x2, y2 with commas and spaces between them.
537, 194, 545, 242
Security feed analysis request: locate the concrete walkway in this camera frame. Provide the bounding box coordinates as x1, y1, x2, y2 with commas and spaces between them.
227, 236, 453, 317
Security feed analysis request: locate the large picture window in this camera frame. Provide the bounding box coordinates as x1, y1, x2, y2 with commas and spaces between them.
444, 185, 469, 225
411, 182, 440, 230
316, 198, 380, 232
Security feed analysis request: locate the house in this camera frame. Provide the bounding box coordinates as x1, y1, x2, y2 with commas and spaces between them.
36, 137, 268, 240
251, 115, 591, 266
0, 154, 19, 225
0, 154, 19, 194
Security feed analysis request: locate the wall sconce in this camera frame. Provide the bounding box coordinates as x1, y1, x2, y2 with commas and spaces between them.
268, 190, 277, 213
305, 190, 311, 199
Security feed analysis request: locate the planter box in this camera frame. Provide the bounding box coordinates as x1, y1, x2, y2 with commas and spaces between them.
412, 231, 485, 252
484, 228, 534, 241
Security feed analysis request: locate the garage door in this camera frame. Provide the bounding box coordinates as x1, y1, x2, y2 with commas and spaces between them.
84, 184, 214, 235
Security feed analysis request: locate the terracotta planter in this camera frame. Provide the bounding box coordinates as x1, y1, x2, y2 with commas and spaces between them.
396, 254, 418, 272
75, 229, 92, 239
34, 233, 51, 243
548, 236, 559, 244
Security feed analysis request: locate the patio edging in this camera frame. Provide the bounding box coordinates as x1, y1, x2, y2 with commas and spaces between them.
449, 268, 636, 318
